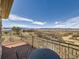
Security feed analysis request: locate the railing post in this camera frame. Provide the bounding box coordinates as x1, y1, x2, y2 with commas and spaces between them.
76, 50, 77, 59
64, 47, 66, 59
20, 32, 22, 40
68, 43, 69, 59
31, 34, 34, 48
58, 41, 60, 55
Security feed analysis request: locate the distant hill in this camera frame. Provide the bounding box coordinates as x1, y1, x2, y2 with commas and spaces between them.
2, 27, 79, 31
36, 28, 79, 31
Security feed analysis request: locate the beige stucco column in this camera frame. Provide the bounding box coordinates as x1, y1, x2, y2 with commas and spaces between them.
0, 0, 13, 58
0, 0, 2, 59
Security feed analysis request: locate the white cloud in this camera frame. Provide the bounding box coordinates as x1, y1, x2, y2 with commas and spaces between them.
54, 16, 79, 28
3, 23, 28, 28
3, 14, 79, 28
9, 14, 33, 22
54, 21, 60, 24
3, 14, 47, 26
33, 21, 47, 25
9, 24, 27, 28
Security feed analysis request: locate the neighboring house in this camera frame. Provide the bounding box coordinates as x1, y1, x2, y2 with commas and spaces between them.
0, 0, 13, 59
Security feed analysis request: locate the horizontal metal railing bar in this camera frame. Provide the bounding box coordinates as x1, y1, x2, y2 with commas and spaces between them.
50, 40, 79, 50
38, 38, 79, 51
36, 34, 79, 47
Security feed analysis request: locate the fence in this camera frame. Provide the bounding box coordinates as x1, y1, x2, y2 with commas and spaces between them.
27, 32, 79, 59
33, 37, 79, 59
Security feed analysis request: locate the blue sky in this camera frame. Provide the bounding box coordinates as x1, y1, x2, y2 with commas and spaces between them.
2, 0, 79, 28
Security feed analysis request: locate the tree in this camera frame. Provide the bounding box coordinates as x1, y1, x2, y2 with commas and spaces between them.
4, 31, 9, 35
12, 26, 21, 35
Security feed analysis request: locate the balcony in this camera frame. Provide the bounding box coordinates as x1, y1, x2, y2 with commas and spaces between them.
1, 29, 79, 59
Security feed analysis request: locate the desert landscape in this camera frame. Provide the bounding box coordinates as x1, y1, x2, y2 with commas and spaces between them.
1, 27, 79, 59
